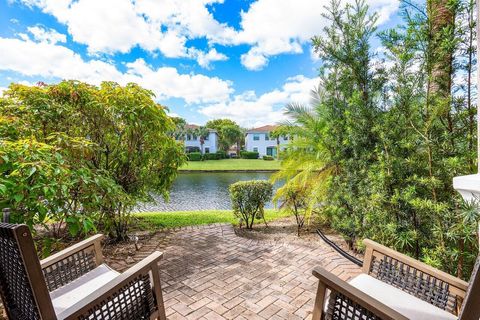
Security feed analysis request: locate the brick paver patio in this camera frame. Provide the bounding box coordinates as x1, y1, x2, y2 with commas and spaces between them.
108, 223, 362, 320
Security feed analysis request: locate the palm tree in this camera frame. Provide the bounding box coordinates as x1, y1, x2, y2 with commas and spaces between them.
269, 128, 283, 160
221, 124, 243, 156
195, 126, 210, 154
272, 87, 337, 219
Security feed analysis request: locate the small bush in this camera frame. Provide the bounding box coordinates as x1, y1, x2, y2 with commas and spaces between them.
187, 152, 202, 161
274, 184, 309, 236
263, 155, 274, 161
240, 151, 259, 159
229, 180, 273, 229
203, 153, 220, 160
216, 150, 227, 159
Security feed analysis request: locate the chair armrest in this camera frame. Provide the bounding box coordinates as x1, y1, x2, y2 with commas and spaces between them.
312, 267, 408, 320
363, 239, 468, 314
58, 251, 166, 320
363, 239, 468, 295
40, 234, 104, 292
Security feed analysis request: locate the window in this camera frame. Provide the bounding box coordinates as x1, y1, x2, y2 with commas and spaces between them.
253, 134, 260, 141
283, 135, 289, 141
192, 134, 197, 140
204, 134, 209, 140
205, 148, 210, 153
265, 134, 269, 140
253, 147, 258, 152
186, 134, 191, 141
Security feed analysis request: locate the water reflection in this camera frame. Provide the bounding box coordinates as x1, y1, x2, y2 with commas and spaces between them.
135, 172, 282, 212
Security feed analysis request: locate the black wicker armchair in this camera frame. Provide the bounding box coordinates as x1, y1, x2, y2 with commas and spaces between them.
0, 223, 166, 320
312, 239, 480, 320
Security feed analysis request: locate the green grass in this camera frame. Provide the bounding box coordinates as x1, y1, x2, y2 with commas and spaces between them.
135, 209, 291, 229
179, 159, 281, 171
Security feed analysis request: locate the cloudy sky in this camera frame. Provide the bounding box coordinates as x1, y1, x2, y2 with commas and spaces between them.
0, 0, 400, 127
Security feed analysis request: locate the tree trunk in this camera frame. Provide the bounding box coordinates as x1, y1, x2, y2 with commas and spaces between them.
427, 0, 455, 99
276, 137, 280, 160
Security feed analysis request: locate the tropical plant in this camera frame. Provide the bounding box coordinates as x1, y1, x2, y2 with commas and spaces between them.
195, 126, 210, 154
171, 117, 187, 140
271, 89, 336, 221
276, 0, 479, 279
229, 180, 273, 229
274, 182, 309, 236
206, 119, 244, 153
0, 81, 186, 241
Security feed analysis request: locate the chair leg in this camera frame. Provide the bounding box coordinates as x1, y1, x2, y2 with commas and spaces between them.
151, 264, 167, 320
312, 281, 327, 320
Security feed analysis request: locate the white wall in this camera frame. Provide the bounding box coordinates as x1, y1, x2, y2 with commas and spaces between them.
183, 131, 218, 154
245, 132, 289, 157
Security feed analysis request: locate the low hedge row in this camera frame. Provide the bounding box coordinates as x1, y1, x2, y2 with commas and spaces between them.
187, 152, 202, 161
262, 155, 274, 161
187, 151, 227, 161
240, 151, 259, 159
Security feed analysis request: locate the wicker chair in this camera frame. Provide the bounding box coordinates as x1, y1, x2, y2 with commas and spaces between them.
0, 222, 167, 320
312, 239, 480, 320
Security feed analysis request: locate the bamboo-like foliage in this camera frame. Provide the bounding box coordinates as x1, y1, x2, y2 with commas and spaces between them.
277, 0, 479, 279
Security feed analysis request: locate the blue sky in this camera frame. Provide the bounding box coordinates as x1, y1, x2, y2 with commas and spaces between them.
0, 0, 400, 127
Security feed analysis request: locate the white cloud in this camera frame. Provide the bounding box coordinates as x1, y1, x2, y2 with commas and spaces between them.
27, 26, 66, 44
190, 48, 228, 69
0, 36, 233, 104
16, 0, 232, 68
124, 59, 232, 103
200, 75, 319, 127
15, 0, 399, 70
232, 0, 399, 70
240, 49, 268, 71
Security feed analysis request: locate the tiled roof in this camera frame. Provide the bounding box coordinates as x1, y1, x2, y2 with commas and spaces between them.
185, 124, 217, 133
246, 125, 278, 133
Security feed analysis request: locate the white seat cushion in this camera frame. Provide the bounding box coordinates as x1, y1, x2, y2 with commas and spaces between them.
348, 274, 457, 320
51, 264, 120, 315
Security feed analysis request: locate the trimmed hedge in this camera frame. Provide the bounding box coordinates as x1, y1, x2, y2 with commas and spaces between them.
263, 155, 274, 161
240, 151, 259, 159
216, 150, 227, 159
204, 153, 220, 160
187, 152, 202, 161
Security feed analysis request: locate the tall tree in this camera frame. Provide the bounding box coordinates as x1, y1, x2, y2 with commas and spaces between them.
206, 119, 243, 152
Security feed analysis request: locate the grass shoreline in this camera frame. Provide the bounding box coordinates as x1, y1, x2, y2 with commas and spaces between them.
179, 159, 281, 171
135, 209, 290, 229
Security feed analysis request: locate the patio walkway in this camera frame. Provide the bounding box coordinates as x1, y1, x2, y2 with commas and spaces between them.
107, 223, 362, 320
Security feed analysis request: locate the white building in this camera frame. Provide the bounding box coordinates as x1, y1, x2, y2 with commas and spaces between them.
244, 125, 289, 157
180, 124, 219, 154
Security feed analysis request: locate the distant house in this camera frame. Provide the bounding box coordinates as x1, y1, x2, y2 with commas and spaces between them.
227, 144, 240, 158
178, 124, 219, 154
244, 125, 289, 157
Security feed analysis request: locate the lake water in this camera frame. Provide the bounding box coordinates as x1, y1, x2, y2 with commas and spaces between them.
135, 172, 281, 212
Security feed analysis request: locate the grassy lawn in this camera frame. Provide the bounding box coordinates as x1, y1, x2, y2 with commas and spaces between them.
179, 159, 281, 171
135, 209, 291, 229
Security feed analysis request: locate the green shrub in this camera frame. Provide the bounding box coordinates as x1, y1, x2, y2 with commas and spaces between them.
229, 180, 273, 229
0, 81, 185, 242
263, 155, 274, 161
274, 183, 309, 236
188, 152, 202, 161
203, 153, 220, 160
240, 151, 259, 159
216, 150, 227, 159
